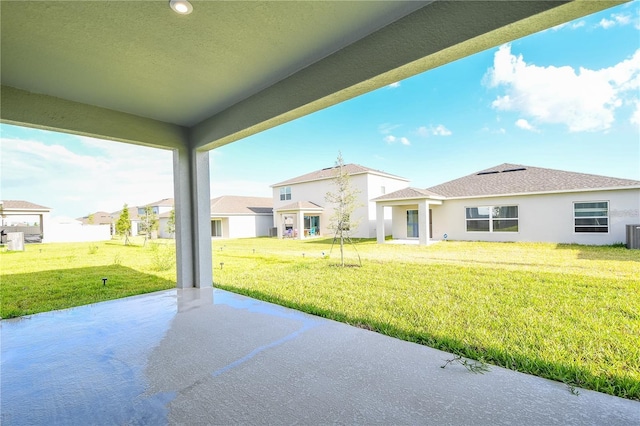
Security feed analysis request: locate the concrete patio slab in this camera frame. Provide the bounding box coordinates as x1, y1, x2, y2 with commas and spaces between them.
2, 288, 638, 425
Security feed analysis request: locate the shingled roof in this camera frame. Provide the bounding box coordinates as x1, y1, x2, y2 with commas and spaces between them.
210, 196, 273, 215
144, 198, 174, 207
77, 211, 114, 225
272, 163, 408, 187
373, 187, 444, 202
426, 163, 640, 198
0, 200, 50, 210
276, 201, 324, 211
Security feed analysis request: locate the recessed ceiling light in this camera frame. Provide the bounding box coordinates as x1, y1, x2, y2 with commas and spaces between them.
170, 0, 193, 15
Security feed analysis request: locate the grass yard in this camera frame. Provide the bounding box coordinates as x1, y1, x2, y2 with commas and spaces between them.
212, 238, 640, 401
1, 237, 638, 400
0, 237, 176, 318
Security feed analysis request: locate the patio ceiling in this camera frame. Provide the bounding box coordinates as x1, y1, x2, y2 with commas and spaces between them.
0, 1, 625, 151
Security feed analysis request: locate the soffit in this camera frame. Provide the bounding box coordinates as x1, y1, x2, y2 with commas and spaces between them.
0, 1, 427, 127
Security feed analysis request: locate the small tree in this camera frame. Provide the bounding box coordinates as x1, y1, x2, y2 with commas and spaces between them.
116, 203, 132, 245
325, 152, 362, 266
87, 213, 95, 224
166, 208, 176, 237
139, 206, 159, 246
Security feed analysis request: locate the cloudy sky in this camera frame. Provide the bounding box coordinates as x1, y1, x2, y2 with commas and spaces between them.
1, 2, 639, 219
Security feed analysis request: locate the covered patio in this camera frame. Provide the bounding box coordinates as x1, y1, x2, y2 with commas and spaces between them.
3, 289, 639, 424
276, 201, 324, 239
374, 189, 444, 245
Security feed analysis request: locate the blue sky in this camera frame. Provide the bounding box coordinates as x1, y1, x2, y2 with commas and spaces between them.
1, 2, 639, 219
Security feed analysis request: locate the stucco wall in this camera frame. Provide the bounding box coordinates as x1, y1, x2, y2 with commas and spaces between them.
391, 205, 418, 239
430, 189, 640, 245
273, 173, 409, 238
213, 215, 273, 239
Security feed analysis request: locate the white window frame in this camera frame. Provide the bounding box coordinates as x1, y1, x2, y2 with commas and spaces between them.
573, 201, 609, 234
465, 205, 519, 233
279, 186, 291, 201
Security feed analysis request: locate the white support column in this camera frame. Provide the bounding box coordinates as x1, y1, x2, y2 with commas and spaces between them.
376, 203, 385, 244
173, 146, 212, 288
418, 200, 429, 246
297, 212, 304, 240
276, 214, 281, 239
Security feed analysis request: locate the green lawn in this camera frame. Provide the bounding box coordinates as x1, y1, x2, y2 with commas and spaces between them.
0, 237, 176, 318
1, 237, 638, 400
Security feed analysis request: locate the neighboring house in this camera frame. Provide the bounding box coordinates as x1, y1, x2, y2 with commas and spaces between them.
110, 198, 174, 237
78, 211, 114, 226
157, 196, 273, 239
77, 211, 115, 234
209, 196, 273, 239
271, 164, 409, 239
110, 206, 141, 236
0, 200, 51, 243
137, 198, 174, 238
373, 163, 640, 246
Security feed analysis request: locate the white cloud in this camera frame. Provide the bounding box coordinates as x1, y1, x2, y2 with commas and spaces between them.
598, 13, 634, 29
598, 18, 616, 29
0, 135, 173, 217
416, 125, 452, 137
551, 20, 585, 31
378, 123, 402, 135
486, 44, 640, 132
382, 134, 410, 146
631, 101, 640, 126
515, 118, 536, 131
388, 82, 401, 88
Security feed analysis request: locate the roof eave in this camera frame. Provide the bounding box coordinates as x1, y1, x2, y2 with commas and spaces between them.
443, 185, 640, 200
271, 170, 409, 187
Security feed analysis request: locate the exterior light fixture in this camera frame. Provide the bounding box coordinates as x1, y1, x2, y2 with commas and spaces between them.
170, 0, 193, 15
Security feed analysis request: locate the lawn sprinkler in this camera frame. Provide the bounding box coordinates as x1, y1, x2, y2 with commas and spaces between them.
102, 277, 107, 286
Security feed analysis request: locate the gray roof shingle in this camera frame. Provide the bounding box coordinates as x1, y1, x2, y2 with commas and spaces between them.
373, 187, 444, 201
276, 201, 324, 211
210, 196, 273, 215
272, 163, 408, 187
426, 163, 640, 198
0, 200, 50, 210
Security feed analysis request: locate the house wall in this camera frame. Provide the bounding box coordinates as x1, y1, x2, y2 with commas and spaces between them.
213, 215, 273, 239
364, 174, 409, 238
430, 189, 640, 245
158, 217, 175, 239
273, 173, 408, 238
391, 205, 419, 239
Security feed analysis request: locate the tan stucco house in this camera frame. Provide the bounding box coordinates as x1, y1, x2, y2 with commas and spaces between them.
374, 163, 640, 246
272, 164, 409, 239
207, 195, 273, 239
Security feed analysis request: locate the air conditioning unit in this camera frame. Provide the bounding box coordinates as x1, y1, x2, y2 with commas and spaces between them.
626, 224, 640, 249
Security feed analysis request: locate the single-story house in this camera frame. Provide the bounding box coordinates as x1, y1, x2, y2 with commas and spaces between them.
374, 163, 640, 246
158, 196, 273, 239
272, 164, 409, 239
0, 200, 51, 243
110, 206, 140, 236
209, 195, 273, 239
